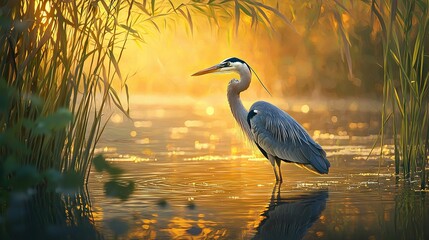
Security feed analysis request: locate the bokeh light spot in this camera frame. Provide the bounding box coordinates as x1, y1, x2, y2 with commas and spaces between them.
301, 104, 310, 113
111, 113, 123, 123
206, 106, 215, 116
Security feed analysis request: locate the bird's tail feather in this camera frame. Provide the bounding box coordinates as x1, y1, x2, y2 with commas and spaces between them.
294, 163, 327, 175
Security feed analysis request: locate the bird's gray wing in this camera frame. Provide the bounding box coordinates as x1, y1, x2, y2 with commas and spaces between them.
249, 101, 330, 174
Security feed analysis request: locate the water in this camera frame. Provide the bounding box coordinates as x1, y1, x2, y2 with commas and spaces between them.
88, 96, 428, 239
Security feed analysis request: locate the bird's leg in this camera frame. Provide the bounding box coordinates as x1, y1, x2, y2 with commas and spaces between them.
275, 181, 282, 201
268, 155, 280, 182
275, 158, 283, 183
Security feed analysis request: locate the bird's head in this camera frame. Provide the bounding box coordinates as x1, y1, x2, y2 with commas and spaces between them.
191, 57, 271, 96
191, 57, 250, 76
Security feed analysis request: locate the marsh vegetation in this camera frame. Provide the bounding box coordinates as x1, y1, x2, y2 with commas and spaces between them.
0, 0, 428, 239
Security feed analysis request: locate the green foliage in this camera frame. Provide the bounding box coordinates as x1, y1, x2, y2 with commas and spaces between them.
372, 0, 429, 188
104, 180, 135, 201
0, 0, 133, 187
93, 154, 135, 200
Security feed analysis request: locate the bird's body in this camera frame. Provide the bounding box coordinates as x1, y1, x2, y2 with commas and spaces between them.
192, 57, 330, 182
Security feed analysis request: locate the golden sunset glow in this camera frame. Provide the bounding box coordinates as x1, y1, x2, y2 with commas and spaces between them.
117, 1, 349, 98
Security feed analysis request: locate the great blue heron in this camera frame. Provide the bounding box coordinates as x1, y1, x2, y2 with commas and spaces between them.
191, 57, 330, 182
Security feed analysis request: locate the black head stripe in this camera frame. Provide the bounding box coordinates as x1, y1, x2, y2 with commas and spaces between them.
223, 57, 251, 71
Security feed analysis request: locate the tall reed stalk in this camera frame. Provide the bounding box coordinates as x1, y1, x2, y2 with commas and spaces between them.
372, 0, 429, 189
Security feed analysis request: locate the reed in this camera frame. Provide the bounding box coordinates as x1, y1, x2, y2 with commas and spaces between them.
371, 0, 429, 188
0, 0, 133, 187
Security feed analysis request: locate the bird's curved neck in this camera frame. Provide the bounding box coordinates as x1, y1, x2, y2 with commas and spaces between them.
227, 70, 253, 141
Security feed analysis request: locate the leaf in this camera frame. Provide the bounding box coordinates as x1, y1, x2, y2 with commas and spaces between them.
250, 1, 297, 33
0, 129, 29, 155
100, 0, 109, 12
124, 83, 130, 115
108, 49, 122, 81
167, 0, 176, 13
390, 0, 397, 26
333, 0, 350, 14
249, 4, 258, 28
43, 168, 63, 190
119, 23, 138, 34
3, 156, 18, 175
93, 154, 109, 172
333, 11, 353, 78
371, 1, 386, 38
134, 1, 150, 15
33, 108, 73, 135
12, 165, 42, 190
19, 26, 52, 73
412, 30, 422, 67
186, 7, 194, 35
105, 165, 124, 176
104, 180, 135, 201
238, 2, 252, 17
256, 5, 274, 29
151, 0, 155, 15
234, 0, 240, 34
392, 87, 404, 117
109, 87, 130, 118
148, 19, 160, 33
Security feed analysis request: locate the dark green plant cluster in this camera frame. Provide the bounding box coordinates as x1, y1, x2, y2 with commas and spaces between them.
93, 154, 135, 201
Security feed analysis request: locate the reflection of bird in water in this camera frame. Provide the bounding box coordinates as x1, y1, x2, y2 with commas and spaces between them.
253, 184, 328, 240
192, 57, 330, 182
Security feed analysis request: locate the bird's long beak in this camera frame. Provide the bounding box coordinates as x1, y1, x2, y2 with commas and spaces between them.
191, 64, 221, 76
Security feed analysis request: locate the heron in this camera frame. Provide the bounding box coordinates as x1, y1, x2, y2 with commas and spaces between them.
191, 57, 330, 182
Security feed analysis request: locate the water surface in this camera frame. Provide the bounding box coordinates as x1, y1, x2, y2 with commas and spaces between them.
88, 96, 428, 239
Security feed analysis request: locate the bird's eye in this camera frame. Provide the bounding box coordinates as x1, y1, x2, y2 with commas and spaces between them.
222, 62, 231, 67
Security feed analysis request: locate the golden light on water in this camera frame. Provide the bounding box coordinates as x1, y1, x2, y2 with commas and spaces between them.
136, 138, 150, 144
134, 121, 153, 128
170, 127, 189, 139
185, 120, 204, 127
